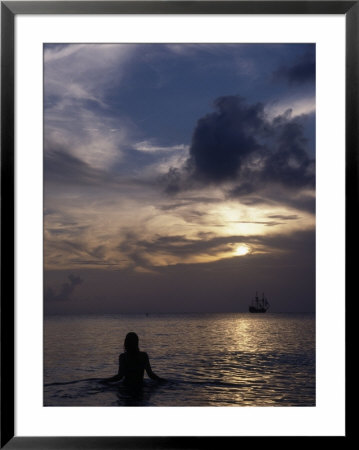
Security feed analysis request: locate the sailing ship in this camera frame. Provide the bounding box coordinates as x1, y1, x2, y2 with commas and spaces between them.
249, 292, 270, 313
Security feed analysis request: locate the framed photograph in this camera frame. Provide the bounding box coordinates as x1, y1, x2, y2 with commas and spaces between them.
1, 1, 354, 447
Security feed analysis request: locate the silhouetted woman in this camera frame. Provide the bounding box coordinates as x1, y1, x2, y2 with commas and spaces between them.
105, 332, 165, 387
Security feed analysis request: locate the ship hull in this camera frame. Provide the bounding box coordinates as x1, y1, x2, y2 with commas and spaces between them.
249, 306, 267, 313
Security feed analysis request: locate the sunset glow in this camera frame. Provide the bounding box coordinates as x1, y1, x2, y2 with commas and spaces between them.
234, 244, 250, 256
44, 43, 315, 314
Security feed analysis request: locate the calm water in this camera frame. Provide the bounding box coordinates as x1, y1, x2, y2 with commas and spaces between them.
44, 313, 315, 406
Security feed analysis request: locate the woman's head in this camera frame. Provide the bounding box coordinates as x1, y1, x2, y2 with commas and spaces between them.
124, 332, 139, 353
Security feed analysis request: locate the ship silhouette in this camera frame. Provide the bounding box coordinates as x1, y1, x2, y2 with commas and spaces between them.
249, 292, 270, 313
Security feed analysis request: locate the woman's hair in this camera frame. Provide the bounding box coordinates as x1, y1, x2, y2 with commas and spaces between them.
124, 332, 140, 353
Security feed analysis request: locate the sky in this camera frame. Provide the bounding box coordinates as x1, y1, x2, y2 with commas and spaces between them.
43, 43, 315, 314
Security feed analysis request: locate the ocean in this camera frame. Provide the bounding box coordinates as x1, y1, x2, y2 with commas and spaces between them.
44, 313, 315, 407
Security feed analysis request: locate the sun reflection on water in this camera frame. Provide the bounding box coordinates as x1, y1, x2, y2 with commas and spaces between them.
45, 313, 315, 406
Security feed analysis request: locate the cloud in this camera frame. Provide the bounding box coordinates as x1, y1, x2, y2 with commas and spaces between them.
158, 196, 223, 211
228, 184, 315, 214
231, 220, 285, 227
134, 141, 188, 153
44, 145, 147, 191
273, 50, 315, 85
45, 106, 131, 172
260, 117, 315, 188
188, 96, 266, 182
265, 98, 315, 122
115, 227, 315, 272
44, 44, 137, 104
45, 274, 83, 302
116, 231, 243, 270
44, 44, 140, 172
45, 147, 109, 187
159, 167, 191, 194
161, 95, 315, 205
267, 214, 299, 220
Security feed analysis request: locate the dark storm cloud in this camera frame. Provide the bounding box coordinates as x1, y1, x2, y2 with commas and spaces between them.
273, 50, 315, 85
187, 96, 266, 182
45, 273, 83, 302
161, 96, 315, 201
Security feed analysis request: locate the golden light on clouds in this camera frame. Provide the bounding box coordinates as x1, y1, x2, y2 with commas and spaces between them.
44, 193, 315, 271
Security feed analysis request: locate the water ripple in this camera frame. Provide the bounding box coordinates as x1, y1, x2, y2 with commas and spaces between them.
44, 313, 315, 406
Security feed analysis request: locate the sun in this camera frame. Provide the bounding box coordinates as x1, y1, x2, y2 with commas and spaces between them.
234, 244, 250, 256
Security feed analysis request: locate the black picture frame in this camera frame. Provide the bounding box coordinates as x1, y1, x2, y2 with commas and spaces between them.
1, 1, 355, 447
